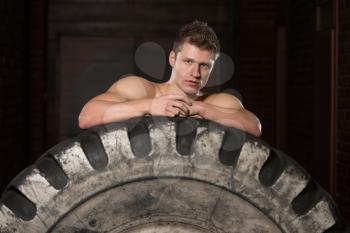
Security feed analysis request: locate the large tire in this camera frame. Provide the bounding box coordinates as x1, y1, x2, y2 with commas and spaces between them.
0, 117, 348, 233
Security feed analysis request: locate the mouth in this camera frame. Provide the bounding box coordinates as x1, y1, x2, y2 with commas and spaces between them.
184, 80, 200, 87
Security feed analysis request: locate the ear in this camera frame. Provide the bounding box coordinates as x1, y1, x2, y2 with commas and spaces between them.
169, 50, 176, 67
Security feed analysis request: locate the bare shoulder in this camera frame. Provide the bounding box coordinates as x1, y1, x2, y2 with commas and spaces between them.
107, 75, 156, 99
202, 92, 243, 109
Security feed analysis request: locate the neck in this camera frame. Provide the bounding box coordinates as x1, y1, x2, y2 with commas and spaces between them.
161, 80, 200, 101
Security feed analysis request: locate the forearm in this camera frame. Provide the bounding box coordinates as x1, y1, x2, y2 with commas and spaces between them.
196, 102, 262, 137
79, 99, 151, 129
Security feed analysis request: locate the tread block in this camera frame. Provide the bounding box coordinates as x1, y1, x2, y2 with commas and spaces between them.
79, 133, 109, 170
176, 118, 198, 156
36, 155, 68, 189
259, 149, 287, 186
292, 180, 324, 215
292, 199, 336, 232
271, 165, 309, 203
1, 189, 36, 221
51, 141, 94, 178
127, 120, 152, 158
219, 128, 245, 166
235, 140, 270, 179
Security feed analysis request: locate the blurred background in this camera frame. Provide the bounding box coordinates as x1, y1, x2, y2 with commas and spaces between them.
0, 0, 349, 223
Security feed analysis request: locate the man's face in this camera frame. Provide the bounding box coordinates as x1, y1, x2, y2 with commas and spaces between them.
169, 42, 216, 96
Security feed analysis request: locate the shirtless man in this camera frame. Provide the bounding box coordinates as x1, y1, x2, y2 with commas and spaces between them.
78, 21, 262, 137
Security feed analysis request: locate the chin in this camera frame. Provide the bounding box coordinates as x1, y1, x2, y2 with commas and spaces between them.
183, 87, 199, 96
180, 83, 201, 96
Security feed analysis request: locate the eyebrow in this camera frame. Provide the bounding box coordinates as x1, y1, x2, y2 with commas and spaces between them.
200, 62, 212, 67
183, 57, 212, 67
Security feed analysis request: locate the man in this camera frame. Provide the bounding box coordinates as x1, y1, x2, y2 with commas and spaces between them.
79, 20, 262, 137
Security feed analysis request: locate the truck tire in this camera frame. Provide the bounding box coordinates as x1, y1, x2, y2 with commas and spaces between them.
0, 117, 348, 233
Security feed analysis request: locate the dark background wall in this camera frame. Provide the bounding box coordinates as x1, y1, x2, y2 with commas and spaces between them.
0, 0, 29, 193
236, 0, 278, 147
287, 0, 335, 195
46, 0, 234, 145
338, 0, 350, 222
0, 0, 349, 224
287, 0, 317, 186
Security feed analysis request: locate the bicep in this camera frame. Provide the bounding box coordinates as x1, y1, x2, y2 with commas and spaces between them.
89, 92, 128, 103
205, 93, 244, 109
90, 76, 154, 103
106, 76, 154, 100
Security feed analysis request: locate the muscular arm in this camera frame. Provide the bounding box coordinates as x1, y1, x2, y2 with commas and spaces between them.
79, 97, 153, 129
78, 76, 154, 129
78, 76, 192, 129
191, 93, 262, 137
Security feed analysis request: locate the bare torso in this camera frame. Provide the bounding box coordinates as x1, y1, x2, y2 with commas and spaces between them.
79, 76, 261, 137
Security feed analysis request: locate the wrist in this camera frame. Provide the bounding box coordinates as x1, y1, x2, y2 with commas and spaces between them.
193, 101, 206, 116
137, 98, 152, 115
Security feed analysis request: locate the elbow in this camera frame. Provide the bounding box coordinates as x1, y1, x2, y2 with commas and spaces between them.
78, 112, 94, 129
250, 121, 262, 137
252, 127, 262, 137
78, 115, 89, 129
78, 104, 96, 129
245, 113, 262, 137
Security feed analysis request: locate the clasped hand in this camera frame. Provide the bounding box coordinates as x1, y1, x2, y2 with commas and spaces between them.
149, 94, 202, 118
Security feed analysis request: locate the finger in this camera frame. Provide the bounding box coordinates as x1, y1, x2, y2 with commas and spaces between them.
191, 114, 203, 119
166, 101, 187, 112
172, 101, 190, 115
166, 109, 179, 117
166, 106, 180, 116
174, 106, 187, 116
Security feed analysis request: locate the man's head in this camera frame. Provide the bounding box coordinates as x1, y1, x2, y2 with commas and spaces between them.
173, 20, 220, 59
169, 21, 220, 97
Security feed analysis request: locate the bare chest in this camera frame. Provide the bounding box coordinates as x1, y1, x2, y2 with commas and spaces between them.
154, 83, 212, 102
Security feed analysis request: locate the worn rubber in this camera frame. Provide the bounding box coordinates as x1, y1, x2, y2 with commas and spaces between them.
0, 116, 348, 233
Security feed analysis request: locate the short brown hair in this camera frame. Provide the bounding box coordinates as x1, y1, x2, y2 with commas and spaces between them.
173, 20, 220, 56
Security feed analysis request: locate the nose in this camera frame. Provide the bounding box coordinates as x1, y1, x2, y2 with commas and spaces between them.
191, 64, 201, 78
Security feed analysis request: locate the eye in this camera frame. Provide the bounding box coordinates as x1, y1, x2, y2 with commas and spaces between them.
185, 59, 193, 64
200, 64, 210, 70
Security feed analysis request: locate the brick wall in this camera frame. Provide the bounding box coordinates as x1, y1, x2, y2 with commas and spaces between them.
338, 0, 350, 223
0, 0, 29, 191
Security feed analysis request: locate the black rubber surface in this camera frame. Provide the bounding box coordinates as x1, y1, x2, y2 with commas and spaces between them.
127, 120, 152, 158
259, 149, 287, 187
176, 118, 198, 156
2, 188, 36, 221
219, 128, 245, 166
36, 155, 68, 189
79, 133, 108, 170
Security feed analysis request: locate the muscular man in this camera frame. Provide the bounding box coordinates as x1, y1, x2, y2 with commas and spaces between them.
78, 21, 262, 137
